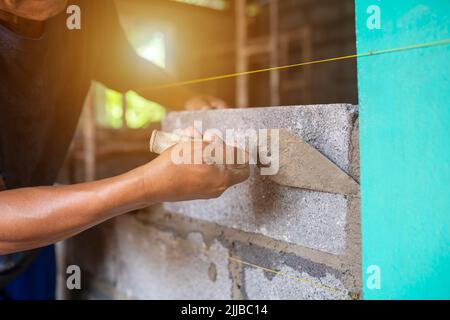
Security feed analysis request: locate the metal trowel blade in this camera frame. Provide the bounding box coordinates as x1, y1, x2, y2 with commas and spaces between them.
267, 129, 359, 195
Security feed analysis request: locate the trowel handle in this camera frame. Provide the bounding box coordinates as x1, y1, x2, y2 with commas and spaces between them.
150, 130, 266, 168
150, 130, 178, 154
149, 130, 195, 154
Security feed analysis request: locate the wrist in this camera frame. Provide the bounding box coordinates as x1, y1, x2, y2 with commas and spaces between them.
123, 164, 155, 206
101, 168, 153, 217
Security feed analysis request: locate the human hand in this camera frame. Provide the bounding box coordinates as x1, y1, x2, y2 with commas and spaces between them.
138, 128, 249, 202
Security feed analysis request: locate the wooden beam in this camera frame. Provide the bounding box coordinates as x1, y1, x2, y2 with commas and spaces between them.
269, 0, 280, 106
235, 0, 248, 108
83, 87, 96, 182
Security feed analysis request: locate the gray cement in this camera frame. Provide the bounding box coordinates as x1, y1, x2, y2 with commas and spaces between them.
235, 242, 350, 300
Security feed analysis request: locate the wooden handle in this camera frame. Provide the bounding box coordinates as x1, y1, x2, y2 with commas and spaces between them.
149, 130, 250, 174
150, 130, 198, 154
150, 130, 264, 166
150, 130, 179, 154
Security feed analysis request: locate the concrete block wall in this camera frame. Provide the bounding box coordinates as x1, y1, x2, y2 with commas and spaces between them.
262, 0, 358, 106
60, 105, 361, 300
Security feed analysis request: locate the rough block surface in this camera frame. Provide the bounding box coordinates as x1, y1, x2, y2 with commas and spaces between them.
235, 242, 350, 300
58, 104, 361, 300
117, 217, 232, 299
63, 215, 232, 300
163, 105, 358, 254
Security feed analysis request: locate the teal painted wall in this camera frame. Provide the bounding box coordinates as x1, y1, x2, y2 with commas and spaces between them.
355, 0, 450, 299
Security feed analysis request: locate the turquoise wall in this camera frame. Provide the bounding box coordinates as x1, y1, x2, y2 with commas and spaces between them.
355, 0, 450, 299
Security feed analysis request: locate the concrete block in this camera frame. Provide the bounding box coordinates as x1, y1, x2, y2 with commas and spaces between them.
163, 105, 358, 255
63, 215, 233, 300
235, 243, 351, 300
112, 215, 232, 299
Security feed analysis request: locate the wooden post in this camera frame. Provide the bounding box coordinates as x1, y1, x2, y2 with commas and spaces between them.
122, 92, 128, 129
83, 87, 96, 182
235, 0, 248, 108
269, 0, 280, 106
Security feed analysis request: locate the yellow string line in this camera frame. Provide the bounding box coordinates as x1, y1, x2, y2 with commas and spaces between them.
227, 254, 342, 294
201, 246, 344, 295
151, 38, 450, 90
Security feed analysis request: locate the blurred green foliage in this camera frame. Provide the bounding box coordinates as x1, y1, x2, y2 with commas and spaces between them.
97, 30, 167, 129
102, 88, 166, 129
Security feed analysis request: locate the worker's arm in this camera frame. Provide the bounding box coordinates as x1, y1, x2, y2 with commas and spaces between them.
91, 2, 226, 110
0, 141, 249, 255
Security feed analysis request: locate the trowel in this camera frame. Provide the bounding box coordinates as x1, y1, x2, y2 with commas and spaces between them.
149, 129, 359, 195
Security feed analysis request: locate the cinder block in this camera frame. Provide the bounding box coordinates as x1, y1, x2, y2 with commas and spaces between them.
63, 215, 233, 300
235, 243, 351, 300
115, 216, 232, 299
163, 105, 358, 255
112, 215, 232, 299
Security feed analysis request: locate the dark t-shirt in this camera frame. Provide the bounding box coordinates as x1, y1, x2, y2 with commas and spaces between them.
0, 0, 166, 287
0, 0, 159, 189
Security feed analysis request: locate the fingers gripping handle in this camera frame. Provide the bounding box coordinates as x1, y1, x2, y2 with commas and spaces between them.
149, 130, 183, 154
150, 130, 251, 167
149, 130, 250, 179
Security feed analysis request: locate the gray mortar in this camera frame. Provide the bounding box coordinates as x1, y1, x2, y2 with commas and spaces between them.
134, 204, 361, 298
134, 205, 343, 268
61, 204, 361, 299
235, 242, 350, 300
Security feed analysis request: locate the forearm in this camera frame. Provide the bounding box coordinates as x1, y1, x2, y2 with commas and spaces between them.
0, 134, 250, 254
0, 168, 148, 254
